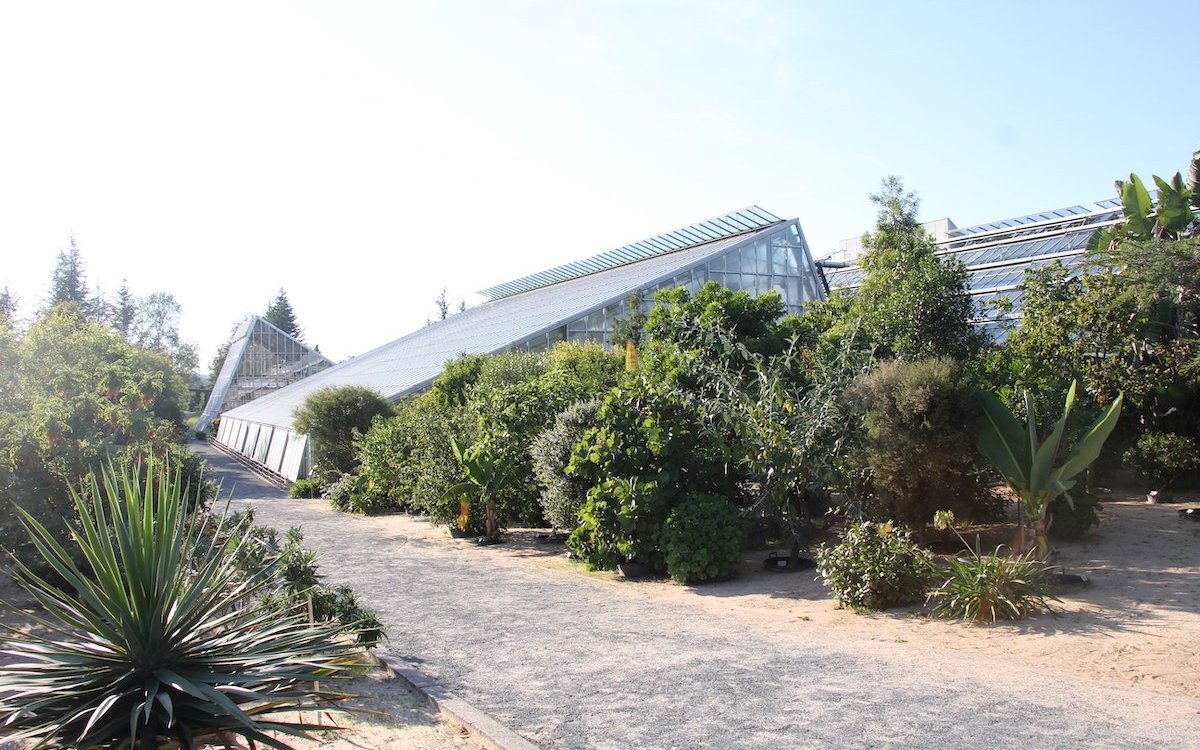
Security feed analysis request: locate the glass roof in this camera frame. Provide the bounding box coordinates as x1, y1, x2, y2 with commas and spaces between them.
221, 219, 820, 431
478, 206, 784, 300
947, 205, 1091, 238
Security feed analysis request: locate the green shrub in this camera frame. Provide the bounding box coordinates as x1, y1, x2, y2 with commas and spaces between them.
259, 527, 384, 648
292, 385, 394, 483
530, 399, 601, 532
1124, 431, 1200, 491
1047, 488, 1101, 540
0, 462, 354, 749
849, 358, 992, 528
662, 494, 746, 584
289, 477, 323, 498
816, 521, 934, 611
566, 375, 728, 574
930, 541, 1058, 622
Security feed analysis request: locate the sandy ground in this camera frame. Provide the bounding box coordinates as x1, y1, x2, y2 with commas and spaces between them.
6, 442, 1199, 749
393, 491, 1200, 702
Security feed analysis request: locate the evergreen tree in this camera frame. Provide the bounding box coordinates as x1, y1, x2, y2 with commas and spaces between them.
264, 288, 302, 340
0, 286, 17, 321
47, 235, 98, 316
112, 280, 136, 338
842, 177, 983, 362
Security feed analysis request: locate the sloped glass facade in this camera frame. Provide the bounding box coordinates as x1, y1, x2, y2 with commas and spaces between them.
195, 316, 332, 434
519, 222, 820, 351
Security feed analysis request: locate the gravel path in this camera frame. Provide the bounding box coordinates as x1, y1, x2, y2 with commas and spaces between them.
198, 443, 1199, 750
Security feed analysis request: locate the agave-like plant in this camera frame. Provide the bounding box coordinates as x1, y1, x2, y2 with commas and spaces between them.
0, 462, 355, 750
977, 381, 1122, 558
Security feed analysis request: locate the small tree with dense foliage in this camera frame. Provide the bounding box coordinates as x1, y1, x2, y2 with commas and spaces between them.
530, 399, 602, 532
849, 357, 995, 530
292, 385, 394, 483
831, 177, 984, 362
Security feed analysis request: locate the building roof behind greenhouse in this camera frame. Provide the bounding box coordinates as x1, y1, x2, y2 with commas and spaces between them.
824, 197, 1125, 336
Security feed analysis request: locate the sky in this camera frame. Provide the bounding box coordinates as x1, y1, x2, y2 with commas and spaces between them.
1, 0, 1197, 368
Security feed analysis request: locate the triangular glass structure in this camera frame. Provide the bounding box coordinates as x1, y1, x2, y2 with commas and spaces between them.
195, 316, 332, 433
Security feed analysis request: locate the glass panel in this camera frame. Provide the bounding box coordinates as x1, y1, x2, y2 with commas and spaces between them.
786, 276, 800, 304
756, 243, 769, 274
741, 246, 757, 272
772, 244, 789, 275
740, 273, 756, 293
724, 250, 741, 274
586, 309, 604, 330
707, 255, 724, 273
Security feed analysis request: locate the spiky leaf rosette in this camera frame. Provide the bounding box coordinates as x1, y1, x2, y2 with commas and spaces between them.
0, 462, 356, 749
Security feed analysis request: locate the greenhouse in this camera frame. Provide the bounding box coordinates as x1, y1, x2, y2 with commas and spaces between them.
214, 206, 827, 480
825, 197, 1125, 336
195, 315, 331, 436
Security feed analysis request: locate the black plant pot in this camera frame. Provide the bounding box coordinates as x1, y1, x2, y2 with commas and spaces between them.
618, 561, 652, 579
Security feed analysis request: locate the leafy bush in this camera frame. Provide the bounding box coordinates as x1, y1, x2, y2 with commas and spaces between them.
930, 541, 1058, 622
530, 399, 601, 532
566, 375, 728, 574
290, 476, 323, 498
0, 462, 354, 749
259, 528, 384, 648
1124, 431, 1200, 491
0, 305, 191, 551
323, 471, 370, 513
569, 478, 663, 571
292, 385, 394, 483
816, 521, 934, 611
354, 395, 473, 518
1047, 488, 1101, 540
662, 493, 746, 584
849, 358, 992, 529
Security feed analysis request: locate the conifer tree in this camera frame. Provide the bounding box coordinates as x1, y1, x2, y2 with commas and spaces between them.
264, 288, 303, 340
46, 235, 98, 316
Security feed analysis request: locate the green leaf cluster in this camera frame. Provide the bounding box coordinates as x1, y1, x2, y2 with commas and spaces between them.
977, 381, 1122, 557
815, 521, 934, 612
0, 462, 355, 750
292, 385, 394, 483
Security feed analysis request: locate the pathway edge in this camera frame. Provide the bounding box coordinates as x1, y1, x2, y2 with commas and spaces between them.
376, 652, 540, 750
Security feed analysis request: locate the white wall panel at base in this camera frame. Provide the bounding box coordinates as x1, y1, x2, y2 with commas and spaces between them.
280, 433, 308, 481
253, 426, 273, 464
265, 428, 288, 474
243, 424, 261, 460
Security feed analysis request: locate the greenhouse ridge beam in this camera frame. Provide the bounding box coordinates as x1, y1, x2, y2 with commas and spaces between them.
478, 206, 783, 300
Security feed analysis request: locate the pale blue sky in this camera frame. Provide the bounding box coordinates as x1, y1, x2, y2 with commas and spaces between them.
1, 0, 1196, 365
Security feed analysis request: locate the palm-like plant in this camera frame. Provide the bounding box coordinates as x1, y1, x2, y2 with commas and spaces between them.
0, 462, 354, 750
977, 381, 1122, 558
444, 438, 511, 542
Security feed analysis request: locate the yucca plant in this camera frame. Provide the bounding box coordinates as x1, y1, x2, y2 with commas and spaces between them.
0, 462, 356, 750
930, 539, 1058, 623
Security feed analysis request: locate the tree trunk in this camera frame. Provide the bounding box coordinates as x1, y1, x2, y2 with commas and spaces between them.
485, 497, 498, 542
1032, 518, 1050, 559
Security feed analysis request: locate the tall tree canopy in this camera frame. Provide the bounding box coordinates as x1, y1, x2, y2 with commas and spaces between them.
130, 291, 199, 376
834, 177, 984, 362
46, 235, 99, 317
264, 288, 302, 340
